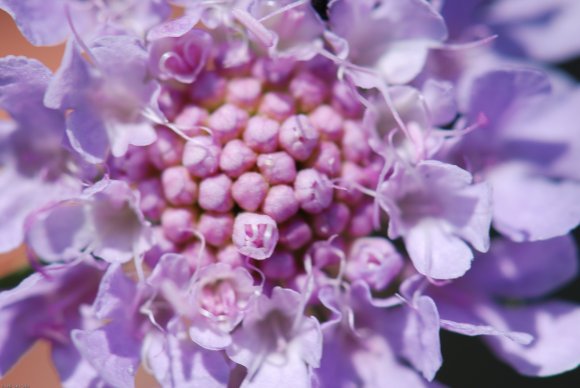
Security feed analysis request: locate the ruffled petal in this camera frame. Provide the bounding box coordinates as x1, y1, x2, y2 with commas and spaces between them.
0, 0, 69, 46
405, 219, 474, 279
487, 0, 580, 62
490, 162, 580, 241
485, 301, 580, 377
72, 265, 141, 388
144, 326, 229, 388
72, 326, 140, 388
464, 235, 578, 299
400, 296, 442, 381
26, 200, 91, 262
52, 344, 104, 388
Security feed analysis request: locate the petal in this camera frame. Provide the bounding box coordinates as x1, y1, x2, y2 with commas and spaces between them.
251, 0, 324, 60
400, 296, 442, 381
405, 219, 474, 279
66, 105, 110, 163
0, 56, 53, 123
144, 319, 230, 388
26, 200, 92, 262
450, 181, 492, 253
189, 319, 232, 350
52, 344, 104, 388
381, 161, 492, 280
0, 167, 79, 253
0, 262, 101, 376
316, 286, 343, 331
147, 253, 191, 290
295, 316, 323, 369
464, 235, 578, 299
72, 325, 140, 388
240, 350, 312, 388
329, 0, 447, 67
91, 35, 152, 96
440, 319, 532, 345
0, 0, 69, 46
0, 285, 45, 376
46, 37, 157, 162
109, 121, 157, 158
142, 332, 171, 385
464, 68, 551, 126
502, 88, 580, 181
121, 0, 171, 38
317, 332, 364, 388
87, 180, 153, 263
487, 0, 580, 62
72, 266, 141, 387
44, 40, 91, 110
226, 300, 267, 370
0, 56, 66, 172
227, 287, 320, 381
490, 163, 580, 241
428, 288, 533, 344
353, 337, 439, 388
485, 301, 580, 377
318, 331, 434, 388
147, 14, 199, 40
91, 264, 137, 320
376, 42, 430, 84
422, 79, 457, 126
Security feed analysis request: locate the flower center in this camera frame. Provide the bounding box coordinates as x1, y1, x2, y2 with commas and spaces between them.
109, 42, 383, 283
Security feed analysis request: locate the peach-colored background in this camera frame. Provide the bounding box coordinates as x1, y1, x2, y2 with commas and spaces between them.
0, 10, 157, 387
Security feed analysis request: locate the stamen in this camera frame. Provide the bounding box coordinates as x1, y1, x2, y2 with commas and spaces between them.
435, 35, 499, 52
65, 5, 100, 69
258, 0, 308, 23
232, 9, 276, 48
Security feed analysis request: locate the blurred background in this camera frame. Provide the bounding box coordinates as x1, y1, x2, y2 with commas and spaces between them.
1, 6, 579, 388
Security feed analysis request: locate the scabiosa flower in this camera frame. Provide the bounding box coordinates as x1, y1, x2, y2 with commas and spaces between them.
1, 1, 579, 387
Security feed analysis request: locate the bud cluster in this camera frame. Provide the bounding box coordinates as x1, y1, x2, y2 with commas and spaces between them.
111, 47, 388, 287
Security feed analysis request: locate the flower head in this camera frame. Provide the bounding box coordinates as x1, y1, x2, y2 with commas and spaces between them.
0, 1, 579, 387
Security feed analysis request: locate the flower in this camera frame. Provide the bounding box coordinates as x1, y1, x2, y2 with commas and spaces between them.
428, 235, 580, 376
27, 179, 153, 263
0, 261, 104, 386
0, 57, 82, 252
0, 1, 579, 387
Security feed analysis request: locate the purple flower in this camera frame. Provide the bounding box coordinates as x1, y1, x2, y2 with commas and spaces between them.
441, 68, 580, 241
327, 0, 448, 84
428, 235, 579, 376
317, 281, 439, 386
0, 1, 579, 387
0, 0, 170, 46
148, 17, 213, 84
72, 264, 145, 388
226, 287, 322, 387
443, 0, 580, 63
0, 261, 104, 386
27, 179, 153, 264
378, 160, 492, 279
45, 36, 159, 162
233, 213, 279, 260
0, 56, 82, 253
345, 237, 403, 290
143, 319, 230, 388
189, 262, 260, 349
